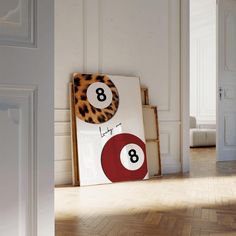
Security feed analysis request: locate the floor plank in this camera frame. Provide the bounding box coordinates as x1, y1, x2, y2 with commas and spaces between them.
55, 148, 236, 235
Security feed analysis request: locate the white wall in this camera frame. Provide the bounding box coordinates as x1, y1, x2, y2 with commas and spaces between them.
55, 0, 181, 185
190, 0, 216, 125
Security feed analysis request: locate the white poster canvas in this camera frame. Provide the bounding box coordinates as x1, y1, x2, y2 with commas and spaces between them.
72, 74, 148, 186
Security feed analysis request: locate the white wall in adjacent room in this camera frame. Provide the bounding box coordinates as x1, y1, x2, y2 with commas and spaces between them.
190, 0, 216, 126
55, 0, 181, 185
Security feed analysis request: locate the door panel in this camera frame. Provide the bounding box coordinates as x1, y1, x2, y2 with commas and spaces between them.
0, 88, 37, 236
225, 13, 236, 72
0, 0, 35, 46
0, 108, 19, 236
0, 0, 54, 235
224, 113, 236, 146
217, 0, 236, 161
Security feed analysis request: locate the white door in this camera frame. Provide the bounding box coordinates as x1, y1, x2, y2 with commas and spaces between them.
0, 1, 54, 236
217, 0, 236, 161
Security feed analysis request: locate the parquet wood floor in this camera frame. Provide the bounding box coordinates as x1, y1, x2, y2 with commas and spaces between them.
55, 148, 236, 235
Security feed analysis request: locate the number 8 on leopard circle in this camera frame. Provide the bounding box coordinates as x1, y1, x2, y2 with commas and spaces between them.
73, 74, 119, 124
95, 88, 107, 102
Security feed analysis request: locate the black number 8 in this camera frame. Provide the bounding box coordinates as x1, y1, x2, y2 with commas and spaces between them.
96, 88, 107, 102
128, 149, 139, 163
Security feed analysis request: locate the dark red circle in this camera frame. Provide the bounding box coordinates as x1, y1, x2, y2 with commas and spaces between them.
101, 133, 148, 182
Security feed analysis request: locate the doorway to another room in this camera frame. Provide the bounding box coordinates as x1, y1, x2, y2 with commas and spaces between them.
189, 0, 217, 175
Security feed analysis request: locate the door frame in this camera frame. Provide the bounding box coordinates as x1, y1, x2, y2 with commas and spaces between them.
180, 0, 219, 172
180, 0, 190, 173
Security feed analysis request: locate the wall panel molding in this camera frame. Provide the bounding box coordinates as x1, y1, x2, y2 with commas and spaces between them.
55, 109, 70, 122
165, 0, 171, 112
83, 0, 100, 73
54, 0, 84, 109
98, 0, 104, 74
0, 84, 37, 236
82, 0, 87, 73
83, 0, 180, 121
159, 121, 181, 173
160, 133, 170, 155
54, 108, 72, 185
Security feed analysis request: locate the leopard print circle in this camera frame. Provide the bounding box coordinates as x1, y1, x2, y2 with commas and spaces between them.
73, 73, 119, 124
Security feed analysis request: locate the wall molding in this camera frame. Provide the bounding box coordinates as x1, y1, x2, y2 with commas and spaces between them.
160, 132, 170, 155
162, 161, 181, 174
54, 108, 72, 185
55, 108, 70, 122
164, 0, 172, 112
98, 0, 103, 74
180, 0, 190, 172
159, 121, 181, 173
83, 0, 178, 115
82, 0, 87, 73
55, 122, 70, 136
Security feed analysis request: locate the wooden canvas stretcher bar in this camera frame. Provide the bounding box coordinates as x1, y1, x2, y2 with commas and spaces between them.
142, 105, 162, 176
141, 87, 149, 105
146, 140, 161, 176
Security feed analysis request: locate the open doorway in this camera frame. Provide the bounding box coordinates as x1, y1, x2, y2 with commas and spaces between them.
189, 0, 217, 176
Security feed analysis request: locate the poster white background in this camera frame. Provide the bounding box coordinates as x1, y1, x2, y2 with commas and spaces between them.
76, 75, 148, 186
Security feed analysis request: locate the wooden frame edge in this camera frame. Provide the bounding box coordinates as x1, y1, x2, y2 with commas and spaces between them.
153, 107, 162, 176
69, 82, 80, 186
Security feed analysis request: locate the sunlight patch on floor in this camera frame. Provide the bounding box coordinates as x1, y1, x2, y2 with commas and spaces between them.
55, 175, 236, 219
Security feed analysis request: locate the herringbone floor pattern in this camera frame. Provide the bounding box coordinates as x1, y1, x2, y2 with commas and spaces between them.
55, 148, 236, 235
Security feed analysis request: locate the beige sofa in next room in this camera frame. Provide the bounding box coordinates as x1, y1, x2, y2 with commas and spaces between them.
190, 116, 216, 147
